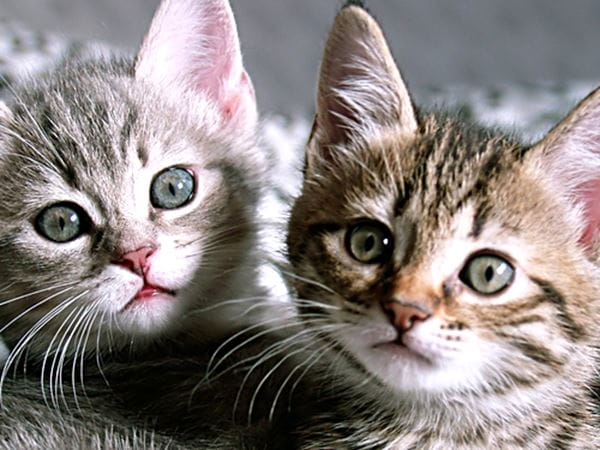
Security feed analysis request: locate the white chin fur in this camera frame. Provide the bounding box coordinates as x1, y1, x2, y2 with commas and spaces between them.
116, 293, 181, 336
336, 316, 491, 395
92, 266, 184, 338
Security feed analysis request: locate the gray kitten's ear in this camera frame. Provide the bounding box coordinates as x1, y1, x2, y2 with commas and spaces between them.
530, 87, 600, 250
310, 5, 417, 153
135, 0, 256, 129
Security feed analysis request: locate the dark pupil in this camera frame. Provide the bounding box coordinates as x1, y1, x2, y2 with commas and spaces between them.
59, 216, 66, 230
364, 234, 375, 253
168, 182, 176, 197
484, 265, 494, 282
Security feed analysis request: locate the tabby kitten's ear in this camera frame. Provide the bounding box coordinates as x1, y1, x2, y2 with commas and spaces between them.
530, 88, 600, 251
309, 5, 417, 162
135, 0, 256, 129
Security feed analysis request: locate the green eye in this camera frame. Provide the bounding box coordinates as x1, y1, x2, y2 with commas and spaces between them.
459, 253, 515, 295
35, 203, 87, 243
151, 167, 195, 209
345, 221, 393, 264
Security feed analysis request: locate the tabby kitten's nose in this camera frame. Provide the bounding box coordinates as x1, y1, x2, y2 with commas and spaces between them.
382, 302, 431, 333
115, 246, 156, 276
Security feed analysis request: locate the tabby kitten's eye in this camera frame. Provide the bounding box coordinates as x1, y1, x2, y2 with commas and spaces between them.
35, 203, 88, 243
345, 221, 393, 264
151, 167, 195, 209
459, 253, 515, 295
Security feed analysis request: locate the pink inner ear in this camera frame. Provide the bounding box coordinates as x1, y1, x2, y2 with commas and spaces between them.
135, 0, 256, 128
580, 179, 600, 247
220, 70, 255, 120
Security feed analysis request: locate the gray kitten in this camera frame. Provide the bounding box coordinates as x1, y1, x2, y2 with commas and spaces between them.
0, 0, 271, 445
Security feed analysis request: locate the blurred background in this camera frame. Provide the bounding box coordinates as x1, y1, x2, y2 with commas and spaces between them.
0, 0, 599, 116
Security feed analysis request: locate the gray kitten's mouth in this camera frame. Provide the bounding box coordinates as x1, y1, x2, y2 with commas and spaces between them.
137, 283, 176, 299
122, 283, 177, 310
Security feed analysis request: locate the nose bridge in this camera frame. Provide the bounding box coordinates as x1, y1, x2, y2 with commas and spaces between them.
390, 269, 439, 310
382, 268, 439, 333
110, 210, 157, 275
113, 209, 155, 252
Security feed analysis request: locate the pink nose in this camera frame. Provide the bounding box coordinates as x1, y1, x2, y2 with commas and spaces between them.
115, 246, 156, 275
382, 302, 431, 333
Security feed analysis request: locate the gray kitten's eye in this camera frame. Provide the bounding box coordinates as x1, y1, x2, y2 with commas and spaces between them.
35, 203, 87, 243
459, 253, 515, 295
345, 221, 393, 264
151, 167, 195, 209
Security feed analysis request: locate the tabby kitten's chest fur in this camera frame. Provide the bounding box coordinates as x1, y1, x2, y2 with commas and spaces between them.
286, 5, 600, 449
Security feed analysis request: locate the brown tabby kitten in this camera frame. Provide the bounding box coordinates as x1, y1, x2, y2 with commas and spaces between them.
286, 4, 600, 448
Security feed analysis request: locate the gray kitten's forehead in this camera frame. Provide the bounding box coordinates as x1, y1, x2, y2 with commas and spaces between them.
0, 59, 226, 223
0, 56, 262, 282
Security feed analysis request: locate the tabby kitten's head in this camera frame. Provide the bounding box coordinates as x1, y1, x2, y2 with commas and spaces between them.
288, 5, 600, 415
0, 0, 263, 359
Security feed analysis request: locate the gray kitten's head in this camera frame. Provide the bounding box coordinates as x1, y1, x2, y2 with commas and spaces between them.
0, 0, 264, 359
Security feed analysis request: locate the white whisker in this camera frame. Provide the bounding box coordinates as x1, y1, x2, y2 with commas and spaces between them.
269, 340, 333, 421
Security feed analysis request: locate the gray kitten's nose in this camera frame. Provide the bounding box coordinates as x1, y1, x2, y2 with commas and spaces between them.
115, 246, 156, 276
382, 302, 431, 333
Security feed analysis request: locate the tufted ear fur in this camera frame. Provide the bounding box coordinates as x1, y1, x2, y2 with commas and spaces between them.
0, 101, 11, 121
135, 0, 256, 130
528, 87, 600, 252
308, 5, 417, 166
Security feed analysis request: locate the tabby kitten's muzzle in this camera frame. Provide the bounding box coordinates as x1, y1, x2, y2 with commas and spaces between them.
382, 301, 431, 334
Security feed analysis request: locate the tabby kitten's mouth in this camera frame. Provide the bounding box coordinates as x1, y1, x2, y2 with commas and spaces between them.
373, 338, 434, 366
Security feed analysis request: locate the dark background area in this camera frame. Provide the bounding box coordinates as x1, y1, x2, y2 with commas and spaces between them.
1, 0, 599, 115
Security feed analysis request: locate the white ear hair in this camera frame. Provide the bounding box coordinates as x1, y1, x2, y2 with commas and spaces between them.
135, 0, 256, 130
311, 5, 417, 151
0, 101, 11, 121
531, 87, 600, 249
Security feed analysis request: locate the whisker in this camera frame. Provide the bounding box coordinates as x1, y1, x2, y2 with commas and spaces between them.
205, 316, 299, 377
46, 298, 88, 409
0, 281, 77, 307
0, 293, 80, 404
287, 341, 336, 413
208, 318, 331, 383
269, 340, 333, 421
0, 285, 77, 334
77, 306, 101, 399
206, 314, 329, 378
279, 270, 340, 297
68, 302, 96, 410
235, 323, 343, 424
190, 296, 276, 314
95, 310, 110, 387
293, 298, 342, 311
55, 302, 91, 410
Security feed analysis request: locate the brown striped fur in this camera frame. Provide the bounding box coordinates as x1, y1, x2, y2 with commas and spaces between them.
287, 5, 600, 448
